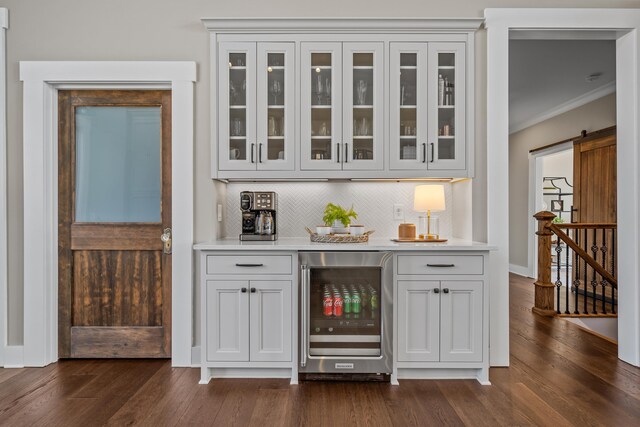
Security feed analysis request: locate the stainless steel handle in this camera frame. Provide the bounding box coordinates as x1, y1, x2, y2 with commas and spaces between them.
160, 228, 172, 255
433, 288, 440, 294
259, 143, 263, 163
426, 263, 455, 268
430, 143, 435, 163
235, 263, 264, 267
344, 143, 348, 163
422, 143, 427, 163
443, 288, 450, 294
301, 264, 310, 368
336, 143, 340, 163
250, 143, 255, 163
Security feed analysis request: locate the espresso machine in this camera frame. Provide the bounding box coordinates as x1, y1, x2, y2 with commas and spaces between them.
239, 191, 278, 241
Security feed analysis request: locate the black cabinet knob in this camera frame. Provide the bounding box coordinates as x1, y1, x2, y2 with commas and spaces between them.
250, 287, 257, 293
241, 287, 247, 293
433, 288, 440, 294
443, 288, 450, 294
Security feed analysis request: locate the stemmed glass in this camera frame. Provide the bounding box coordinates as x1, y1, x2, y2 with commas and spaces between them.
315, 74, 323, 105
270, 80, 282, 105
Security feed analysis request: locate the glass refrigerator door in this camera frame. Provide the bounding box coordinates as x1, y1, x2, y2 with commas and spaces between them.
308, 267, 382, 357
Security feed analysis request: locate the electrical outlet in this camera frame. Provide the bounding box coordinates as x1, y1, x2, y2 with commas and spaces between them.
217, 204, 223, 222
393, 204, 404, 220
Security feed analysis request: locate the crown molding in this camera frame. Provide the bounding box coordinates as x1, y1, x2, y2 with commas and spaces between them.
202, 17, 484, 34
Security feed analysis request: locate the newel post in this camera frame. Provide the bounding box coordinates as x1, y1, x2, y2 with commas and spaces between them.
533, 211, 557, 316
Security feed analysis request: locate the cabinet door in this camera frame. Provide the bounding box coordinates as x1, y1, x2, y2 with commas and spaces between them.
342, 42, 384, 170
300, 42, 343, 170
249, 280, 292, 362
256, 43, 295, 171
206, 280, 250, 361
218, 42, 257, 171
427, 42, 466, 170
389, 43, 429, 170
397, 281, 440, 362
440, 281, 482, 362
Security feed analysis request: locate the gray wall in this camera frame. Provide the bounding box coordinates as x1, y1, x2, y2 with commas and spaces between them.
3, 0, 636, 344
509, 93, 617, 270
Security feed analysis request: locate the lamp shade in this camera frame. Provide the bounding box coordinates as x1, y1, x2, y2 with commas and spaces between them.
413, 185, 445, 212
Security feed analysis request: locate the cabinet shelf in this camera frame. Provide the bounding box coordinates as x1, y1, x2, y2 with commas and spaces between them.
229, 66, 247, 70
267, 105, 285, 109
353, 105, 374, 109
438, 136, 455, 139
400, 105, 417, 109
230, 105, 247, 109
438, 105, 455, 109
311, 105, 332, 109
400, 135, 417, 139
267, 66, 285, 70
311, 135, 332, 139
438, 66, 455, 70
229, 136, 246, 140
353, 135, 373, 139
311, 66, 332, 70
353, 66, 374, 70
400, 66, 417, 70
268, 136, 285, 139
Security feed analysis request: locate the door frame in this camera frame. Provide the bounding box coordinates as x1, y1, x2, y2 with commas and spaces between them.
486, 8, 640, 367
0, 8, 7, 368
18, 61, 196, 367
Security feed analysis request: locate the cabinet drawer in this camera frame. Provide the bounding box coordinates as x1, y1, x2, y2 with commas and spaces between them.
206, 255, 292, 275
397, 255, 483, 275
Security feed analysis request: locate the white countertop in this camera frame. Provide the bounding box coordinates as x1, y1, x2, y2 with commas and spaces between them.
194, 237, 496, 251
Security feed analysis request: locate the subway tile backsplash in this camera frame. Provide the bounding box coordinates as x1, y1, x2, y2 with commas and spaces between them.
223, 182, 452, 239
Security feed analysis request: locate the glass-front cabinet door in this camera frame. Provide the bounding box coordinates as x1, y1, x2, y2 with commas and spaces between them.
342, 43, 384, 170
389, 43, 428, 170
256, 43, 295, 171
218, 42, 295, 171
428, 42, 466, 170
300, 43, 343, 171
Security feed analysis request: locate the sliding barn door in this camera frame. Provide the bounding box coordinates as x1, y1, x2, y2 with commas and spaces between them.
58, 90, 172, 358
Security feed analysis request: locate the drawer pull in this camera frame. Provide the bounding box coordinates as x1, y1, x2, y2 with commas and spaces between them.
426, 263, 455, 268
241, 287, 247, 293
250, 287, 257, 293
433, 288, 440, 294
443, 288, 450, 294
235, 263, 264, 267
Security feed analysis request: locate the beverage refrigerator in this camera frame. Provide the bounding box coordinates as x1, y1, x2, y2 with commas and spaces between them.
299, 252, 393, 378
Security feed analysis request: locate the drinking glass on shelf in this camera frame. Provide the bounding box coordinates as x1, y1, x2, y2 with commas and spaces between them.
356, 80, 368, 105
316, 74, 323, 105
324, 77, 331, 104
270, 80, 282, 105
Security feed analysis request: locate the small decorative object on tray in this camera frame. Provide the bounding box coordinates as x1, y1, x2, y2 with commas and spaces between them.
305, 227, 374, 243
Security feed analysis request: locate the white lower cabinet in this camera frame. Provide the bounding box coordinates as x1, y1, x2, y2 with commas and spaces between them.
207, 279, 292, 362
395, 252, 489, 384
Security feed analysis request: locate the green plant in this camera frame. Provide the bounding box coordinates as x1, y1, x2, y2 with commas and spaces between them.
322, 203, 358, 227
552, 216, 565, 224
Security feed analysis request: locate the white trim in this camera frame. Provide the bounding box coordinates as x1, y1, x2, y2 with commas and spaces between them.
191, 345, 201, 367
0, 8, 7, 368
19, 61, 196, 367
509, 263, 532, 278
3, 345, 24, 368
486, 8, 640, 368
510, 81, 616, 134
201, 17, 484, 33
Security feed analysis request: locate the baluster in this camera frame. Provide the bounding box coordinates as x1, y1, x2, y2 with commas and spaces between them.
612, 229, 616, 314
565, 229, 570, 314
591, 228, 598, 314
555, 238, 563, 314
573, 228, 581, 314
583, 228, 588, 315
601, 228, 607, 315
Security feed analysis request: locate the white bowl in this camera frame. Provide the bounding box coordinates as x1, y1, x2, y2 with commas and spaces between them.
349, 225, 365, 235
316, 226, 332, 235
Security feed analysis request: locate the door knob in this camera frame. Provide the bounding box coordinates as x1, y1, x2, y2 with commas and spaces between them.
160, 228, 172, 254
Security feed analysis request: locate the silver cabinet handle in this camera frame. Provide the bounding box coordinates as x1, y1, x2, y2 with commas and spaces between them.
235, 263, 264, 267
430, 143, 435, 163
422, 143, 427, 163
301, 264, 310, 368
426, 264, 455, 268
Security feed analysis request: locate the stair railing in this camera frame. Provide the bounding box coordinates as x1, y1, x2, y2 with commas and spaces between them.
533, 211, 617, 317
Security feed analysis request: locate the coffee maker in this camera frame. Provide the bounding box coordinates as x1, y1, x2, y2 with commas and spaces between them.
240, 191, 278, 241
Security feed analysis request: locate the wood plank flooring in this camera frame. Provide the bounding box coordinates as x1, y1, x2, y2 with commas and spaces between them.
0, 273, 638, 426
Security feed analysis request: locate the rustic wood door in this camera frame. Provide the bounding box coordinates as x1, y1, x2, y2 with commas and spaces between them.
58, 90, 172, 358
572, 127, 617, 298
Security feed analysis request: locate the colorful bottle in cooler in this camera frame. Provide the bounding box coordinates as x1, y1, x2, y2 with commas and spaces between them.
323, 293, 333, 317
352, 291, 362, 314
343, 289, 352, 314
370, 290, 379, 311
333, 292, 343, 317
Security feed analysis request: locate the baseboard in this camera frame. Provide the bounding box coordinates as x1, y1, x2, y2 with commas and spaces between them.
509, 263, 532, 278
3, 345, 24, 368
191, 346, 201, 367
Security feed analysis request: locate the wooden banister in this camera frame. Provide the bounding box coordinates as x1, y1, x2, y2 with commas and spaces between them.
533, 211, 556, 316
548, 223, 617, 288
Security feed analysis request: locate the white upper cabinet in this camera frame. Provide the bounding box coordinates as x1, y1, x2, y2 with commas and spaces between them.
205, 18, 481, 180
218, 42, 295, 172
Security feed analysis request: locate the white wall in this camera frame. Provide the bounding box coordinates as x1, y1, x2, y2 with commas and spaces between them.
542, 149, 573, 222
509, 93, 616, 270
2, 0, 636, 345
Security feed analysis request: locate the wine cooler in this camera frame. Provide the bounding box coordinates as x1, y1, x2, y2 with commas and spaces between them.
299, 252, 393, 376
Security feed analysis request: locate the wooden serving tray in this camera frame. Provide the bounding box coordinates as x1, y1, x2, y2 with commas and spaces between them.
391, 238, 448, 243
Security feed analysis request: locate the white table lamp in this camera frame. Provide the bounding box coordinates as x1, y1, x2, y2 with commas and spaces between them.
413, 184, 446, 241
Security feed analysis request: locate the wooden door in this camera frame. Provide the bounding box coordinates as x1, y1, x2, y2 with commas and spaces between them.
206, 280, 250, 362
439, 281, 483, 363
396, 280, 440, 362
572, 128, 617, 299
249, 280, 292, 362
58, 90, 172, 358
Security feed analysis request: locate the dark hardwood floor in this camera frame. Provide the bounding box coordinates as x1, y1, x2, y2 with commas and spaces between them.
1, 273, 638, 426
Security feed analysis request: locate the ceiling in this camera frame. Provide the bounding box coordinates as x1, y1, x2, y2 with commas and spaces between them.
509, 39, 616, 134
